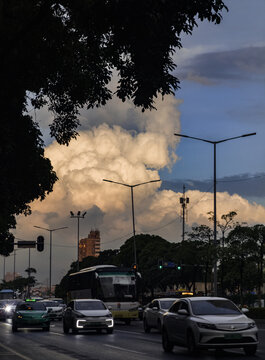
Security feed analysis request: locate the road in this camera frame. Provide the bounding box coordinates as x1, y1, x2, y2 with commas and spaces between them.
0, 319, 264, 360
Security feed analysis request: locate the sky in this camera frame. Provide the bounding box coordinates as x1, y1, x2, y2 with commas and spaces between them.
3, 0, 265, 287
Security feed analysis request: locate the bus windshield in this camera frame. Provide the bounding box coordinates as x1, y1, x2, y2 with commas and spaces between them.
98, 272, 136, 301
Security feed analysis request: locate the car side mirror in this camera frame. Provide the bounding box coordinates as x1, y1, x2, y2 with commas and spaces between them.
241, 307, 249, 313
178, 309, 188, 316
108, 306, 112, 311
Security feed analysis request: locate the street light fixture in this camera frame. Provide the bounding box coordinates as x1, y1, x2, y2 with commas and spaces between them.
103, 179, 161, 269
33, 225, 68, 295
70, 211, 87, 272
174, 132, 256, 296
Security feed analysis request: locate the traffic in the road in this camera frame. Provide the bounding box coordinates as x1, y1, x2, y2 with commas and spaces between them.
0, 297, 265, 360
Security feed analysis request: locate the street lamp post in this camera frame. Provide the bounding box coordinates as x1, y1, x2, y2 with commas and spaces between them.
33, 225, 68, 295
70, 211, 86, 272
103, 179, 161, 269
174, 132, 256, 296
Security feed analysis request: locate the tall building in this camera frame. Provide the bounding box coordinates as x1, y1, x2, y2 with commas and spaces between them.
79, 230, 100, 261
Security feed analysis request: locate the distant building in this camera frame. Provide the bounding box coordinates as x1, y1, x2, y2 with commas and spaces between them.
4, 272, 21, 282
79, 230, 101, 261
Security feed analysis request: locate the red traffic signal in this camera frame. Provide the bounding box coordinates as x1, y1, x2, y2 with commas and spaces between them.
37, 236, 44, 252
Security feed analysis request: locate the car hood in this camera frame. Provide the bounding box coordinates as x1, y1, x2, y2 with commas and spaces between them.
46, 306, 62, 311
78, 309, 111, 317
17, 311, 47, 318
194, 314, 249, 324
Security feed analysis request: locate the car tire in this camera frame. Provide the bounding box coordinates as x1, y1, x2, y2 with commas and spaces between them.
187, 331, 197, 355
12, 324, 18, 333
157, 319, 162, 333
96, 329, 102, 334
124, 319, 131, 325
63, 321, 69, 334
162, 328, 174, 352
143, 319, 151, 333
244, 345, 257, 356
107, 328, 113, 334
42, 325, 50, 331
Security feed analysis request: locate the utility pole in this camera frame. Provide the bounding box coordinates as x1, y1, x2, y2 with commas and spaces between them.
180, 185, 189, 241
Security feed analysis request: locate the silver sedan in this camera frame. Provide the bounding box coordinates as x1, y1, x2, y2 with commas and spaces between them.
162, 297, 258, 355
143, 298, 177, 333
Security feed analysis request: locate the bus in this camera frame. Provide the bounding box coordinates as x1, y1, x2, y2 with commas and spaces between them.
0, 289, 15, 300
67, 265, 140, 324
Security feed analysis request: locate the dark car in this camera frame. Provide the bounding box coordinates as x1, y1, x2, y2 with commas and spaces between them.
12, 301, 50, 332
162, 297, 258, 355
63, 299, 114, 334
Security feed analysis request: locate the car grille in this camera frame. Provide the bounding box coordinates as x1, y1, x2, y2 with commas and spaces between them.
206, 337, 256, 344
215, 323, 250, 331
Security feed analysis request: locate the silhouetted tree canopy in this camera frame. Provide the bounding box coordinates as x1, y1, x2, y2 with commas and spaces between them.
0, 0, 228, 254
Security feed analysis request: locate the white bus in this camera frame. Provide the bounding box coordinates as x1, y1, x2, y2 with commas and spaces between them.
67, 265, 140, 324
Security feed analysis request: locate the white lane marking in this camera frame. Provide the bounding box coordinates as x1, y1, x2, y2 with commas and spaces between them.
50, 331, 65, 336
0, 343, 32, 360
115, 329, 142, 335
105, 344, 146, 355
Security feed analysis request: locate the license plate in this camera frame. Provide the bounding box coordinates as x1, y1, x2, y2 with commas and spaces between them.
224, 333, 242, 340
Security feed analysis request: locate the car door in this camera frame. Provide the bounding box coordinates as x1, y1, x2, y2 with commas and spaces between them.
164, 301, 181, 342
175, 300, 190, 343
149, 300, 160, 327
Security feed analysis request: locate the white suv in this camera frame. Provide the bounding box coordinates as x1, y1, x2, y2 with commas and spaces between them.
162, 297, 258, 355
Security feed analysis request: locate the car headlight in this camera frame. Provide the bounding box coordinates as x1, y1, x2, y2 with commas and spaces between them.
197, 322, 216, 330
76, 319, 86, 328
247, 322, 256, 329
5, 305, 12, 313
105, 318, 114, 327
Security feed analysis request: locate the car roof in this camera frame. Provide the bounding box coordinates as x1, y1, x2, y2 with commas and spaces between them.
154, 298, 178, 301
184, 296, 230, 302
73, 299, 103, 302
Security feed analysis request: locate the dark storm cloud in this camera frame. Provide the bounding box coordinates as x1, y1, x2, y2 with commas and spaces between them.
161, 173, 265, 198
180, 46, 265, 83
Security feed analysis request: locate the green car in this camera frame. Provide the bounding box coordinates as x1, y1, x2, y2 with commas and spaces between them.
12, 301, 50, 332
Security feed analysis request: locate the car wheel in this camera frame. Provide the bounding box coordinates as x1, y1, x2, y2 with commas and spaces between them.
124, 319, 131, 325
96, 329, 102, 334
162, 328, 174, 352
63, 321, 69, 334
187, 331, 197, 355
143, 319, 151, 333
107, 328, 113, 334
42, 325, 50, 331
157, 319, 162, 333
244, 345, 257, 356
12, 324, 18, 333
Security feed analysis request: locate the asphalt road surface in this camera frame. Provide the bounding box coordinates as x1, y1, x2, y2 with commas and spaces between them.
0, 319, 264, 360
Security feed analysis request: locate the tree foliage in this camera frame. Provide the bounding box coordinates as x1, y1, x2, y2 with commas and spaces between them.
0, 0, 228, 253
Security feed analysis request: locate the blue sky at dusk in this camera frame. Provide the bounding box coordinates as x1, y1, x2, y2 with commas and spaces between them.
161, 0, 265, 196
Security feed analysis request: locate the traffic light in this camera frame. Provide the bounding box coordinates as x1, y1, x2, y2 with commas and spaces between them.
132, 264, 137, 271
176, 265, 182, 270
37, 235, 44, 252
158, 259, 163, 269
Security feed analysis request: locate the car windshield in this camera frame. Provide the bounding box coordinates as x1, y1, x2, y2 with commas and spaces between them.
160, 300, 175, 310
42, 301, 58, 307
75, 301, 106, 311
17, 302, 46, 311
191, 300, 241, 315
